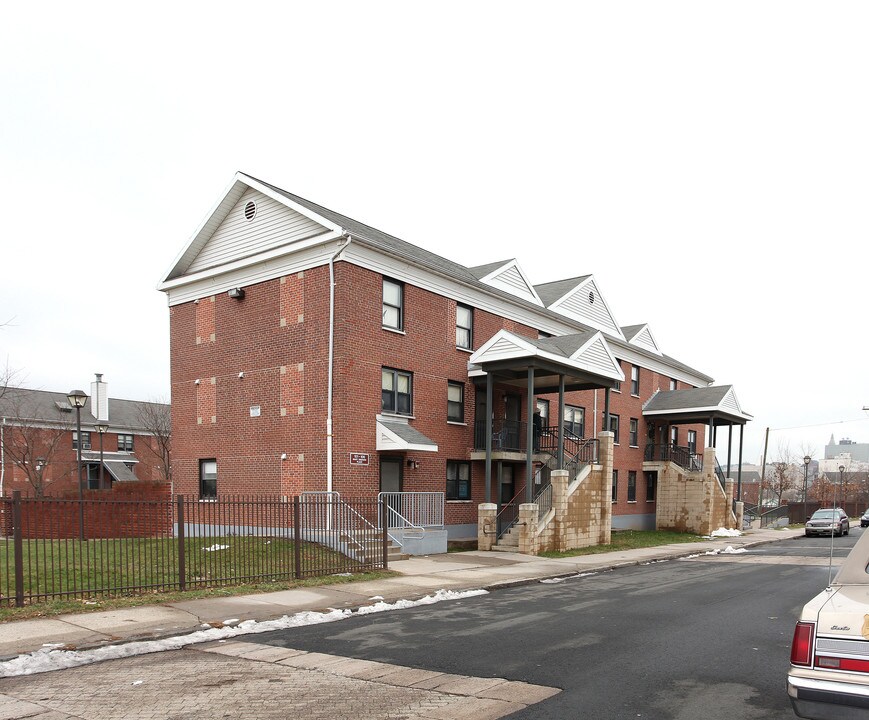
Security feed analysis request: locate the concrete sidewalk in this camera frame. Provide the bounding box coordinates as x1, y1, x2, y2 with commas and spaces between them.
0, 528, 804, 661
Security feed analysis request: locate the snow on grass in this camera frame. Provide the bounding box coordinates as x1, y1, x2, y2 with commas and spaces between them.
708, 528, 742, 538
705, 546, 747, 555
0, 589, 488, 678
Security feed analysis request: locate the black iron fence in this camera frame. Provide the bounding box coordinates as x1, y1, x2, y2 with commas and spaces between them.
644, 443, 703, 471
0, 493, 388, 607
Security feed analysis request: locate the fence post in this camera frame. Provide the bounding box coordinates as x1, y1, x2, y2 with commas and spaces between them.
293, 496, 302, 580
381, 495, 389, 570
12, 492, 24, 608
176, 495, 186, 592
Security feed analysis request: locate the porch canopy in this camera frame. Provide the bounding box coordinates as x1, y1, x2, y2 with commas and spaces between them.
468, 329, 624, 503
642, 385, 752, 494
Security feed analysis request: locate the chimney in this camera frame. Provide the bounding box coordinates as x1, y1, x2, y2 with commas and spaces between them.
90, 373, 109, 422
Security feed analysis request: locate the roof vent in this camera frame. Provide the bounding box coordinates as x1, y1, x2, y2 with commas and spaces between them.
244, 200, 257, 221
588, 291, 595, 304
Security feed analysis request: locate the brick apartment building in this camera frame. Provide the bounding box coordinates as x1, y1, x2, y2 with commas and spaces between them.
0, 375, 170, 497
159, 172, 751, 540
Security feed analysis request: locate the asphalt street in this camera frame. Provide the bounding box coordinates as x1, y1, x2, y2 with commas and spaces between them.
251, 530, 860, 719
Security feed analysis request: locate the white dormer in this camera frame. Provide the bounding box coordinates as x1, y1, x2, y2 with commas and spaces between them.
538, 275, 625, 340
471, 260, 543, 306
623, 324, 662, 356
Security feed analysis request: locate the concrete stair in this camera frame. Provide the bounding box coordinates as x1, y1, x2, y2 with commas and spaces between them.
492, 524, 521, 553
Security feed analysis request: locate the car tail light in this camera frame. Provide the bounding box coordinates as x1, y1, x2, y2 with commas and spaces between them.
791, 622, 815, 666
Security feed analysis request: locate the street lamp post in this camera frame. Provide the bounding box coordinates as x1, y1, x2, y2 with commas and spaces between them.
803, 455, 811, 522
67, 389, 89, 542
838, 464, 845, 510
95, 422, 109, 490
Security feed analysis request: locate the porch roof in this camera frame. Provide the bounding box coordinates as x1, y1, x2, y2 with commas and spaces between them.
467, 329, 624, 393
376, 418, 439, 452
104, 461, 139, 483
642, 385, 752, 425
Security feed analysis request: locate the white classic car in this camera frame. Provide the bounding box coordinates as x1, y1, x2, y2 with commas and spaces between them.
788, 528, 869, 718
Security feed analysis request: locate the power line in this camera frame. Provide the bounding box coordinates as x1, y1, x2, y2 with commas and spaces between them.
769, 417, 869, 432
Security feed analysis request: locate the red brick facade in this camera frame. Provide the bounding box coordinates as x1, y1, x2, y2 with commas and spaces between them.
169, 262, 707, 531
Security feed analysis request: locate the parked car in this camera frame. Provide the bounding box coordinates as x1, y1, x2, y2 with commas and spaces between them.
860, 509, 869, 528
805, 508, 850, 537
788, 527, 869, 718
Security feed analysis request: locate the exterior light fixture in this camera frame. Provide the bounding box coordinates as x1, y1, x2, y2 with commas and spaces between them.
66, 389, 88, 541
95, 422, 109, 490
228, 288, 245, 300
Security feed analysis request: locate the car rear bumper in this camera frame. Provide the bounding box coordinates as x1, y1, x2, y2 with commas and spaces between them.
789, 674, 869, 719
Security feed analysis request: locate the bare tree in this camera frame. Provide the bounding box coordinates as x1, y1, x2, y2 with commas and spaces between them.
1, 390, 71, 497
809, 474, 837, 507
136, 399, 172, 487
768, 441, 797, 507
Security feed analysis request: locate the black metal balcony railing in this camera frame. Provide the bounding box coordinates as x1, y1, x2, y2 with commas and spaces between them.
644, 443, 703, 472
473, 420, 527, 452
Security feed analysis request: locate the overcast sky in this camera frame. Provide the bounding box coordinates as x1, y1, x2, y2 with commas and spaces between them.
1, 1, 867, 464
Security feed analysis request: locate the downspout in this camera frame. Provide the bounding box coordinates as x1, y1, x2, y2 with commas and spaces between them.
327, 235, 352, 499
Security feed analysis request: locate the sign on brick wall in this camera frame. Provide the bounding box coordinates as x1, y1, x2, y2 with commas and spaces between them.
349, 453, 370, 466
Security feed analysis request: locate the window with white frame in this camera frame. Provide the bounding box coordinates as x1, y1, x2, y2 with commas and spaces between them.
200, 459, 217, 499
564, 405, 585, 437
382, 368, 413, 415
687, 429, 697, 454
447, 381, 464, 422
446, 461, 471, 500
669, 378, 677, 391
629, 418, 639, 447
456, 304, 473, 350
117, 433, 134, 452
631, 365, 640, 396
382, 278, 404, 330
73, 431, 91, 450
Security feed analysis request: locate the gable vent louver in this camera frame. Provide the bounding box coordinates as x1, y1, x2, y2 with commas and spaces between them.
244, 200, 257, 221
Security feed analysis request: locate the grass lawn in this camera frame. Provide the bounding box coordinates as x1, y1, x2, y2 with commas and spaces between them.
538, 529, 706, 558
0, 535, 391, 621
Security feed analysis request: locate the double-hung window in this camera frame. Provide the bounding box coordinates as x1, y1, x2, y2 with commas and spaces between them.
382, 278, 404, 330
631, 365, 640, 396
629, 418, 639, 447
628, 470, 637, 502
564, 405, 585, 438
382, 368, 412, 415
117, 433, 134, 452
687, 430, 697, 454
73, 431, 91, 450
456, 304, 473, 350
447, 381, 465, 422
446, 461, 471, 500
607, 414, 620, 444
200, 459, 217, 499
646, 471, 657, 502
612, 469, 618, 502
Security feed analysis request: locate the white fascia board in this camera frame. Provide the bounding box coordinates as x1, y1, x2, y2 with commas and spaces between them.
643, 405, 754, 421
468, 329, 537, 363
159, 176, 249, 285
237, 173, 346, 235
610, 343, 712, 389
340, 243, 713, 387
162, 233, 343, 306
624, 323, 663, 356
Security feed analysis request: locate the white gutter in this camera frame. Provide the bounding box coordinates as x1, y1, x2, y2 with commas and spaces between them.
327, 235, 352, 498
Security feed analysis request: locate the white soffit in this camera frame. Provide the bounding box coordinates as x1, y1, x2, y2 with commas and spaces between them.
477, 260, 543, 307
625, 324, 662, 356
547, 276, 625, 340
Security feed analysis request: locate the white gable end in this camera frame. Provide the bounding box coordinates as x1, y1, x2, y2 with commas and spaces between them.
721, 387, 741, 414
549, 277, 624, 339
628, 325, 662, 356
186, 188, 330, 275
479, 261, 543, 306
571, 335, 625, 380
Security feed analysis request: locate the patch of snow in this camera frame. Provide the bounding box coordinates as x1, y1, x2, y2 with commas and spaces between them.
0, 589, 489, 678
203, 544, 229, 552
131, 680, 143, 686
679, 554, 701, 560
368, 595, 384, 601
539, 572, 597, 585
709, 528, 742, 538
722, 546, 747, 554
223, 619, 240, 625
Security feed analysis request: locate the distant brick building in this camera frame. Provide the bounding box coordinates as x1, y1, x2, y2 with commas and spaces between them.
159, 173, 750, 538
0, 375, 169, 497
